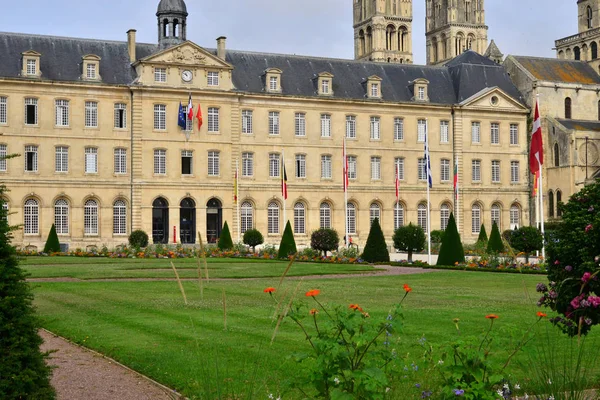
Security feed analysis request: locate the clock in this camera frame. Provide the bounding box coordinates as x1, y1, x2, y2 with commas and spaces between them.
181, 70, 193, 82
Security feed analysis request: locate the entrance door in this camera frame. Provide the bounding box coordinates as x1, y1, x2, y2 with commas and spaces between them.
206, 198, 222, 244
180, 198, 196, 244
152, 197, 169, 244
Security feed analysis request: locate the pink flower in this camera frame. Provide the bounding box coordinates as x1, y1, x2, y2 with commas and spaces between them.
582, 272, 592, 283
588, 296, 600, 308
571, 295, 582, 310
585, 224, 593, 233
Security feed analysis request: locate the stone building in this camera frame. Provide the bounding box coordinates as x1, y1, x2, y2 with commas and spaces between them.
0, 0, 530, 251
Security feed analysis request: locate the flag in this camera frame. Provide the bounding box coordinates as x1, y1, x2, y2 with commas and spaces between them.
234, 164, 239, 204
532, 170, 539, 197
424, 126, 433, 189
187, 94, 194, 121
178, 102, 186, 129
395, 165, 400, 202
530, 100, 544, 173
453, 160, 459, 202
281, 154, 288, 200
196, 104, 203, 130
343, 138, 349, 192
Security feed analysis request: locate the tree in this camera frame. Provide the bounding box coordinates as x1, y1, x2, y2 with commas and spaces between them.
43, 224, 61, 253
218, 221, 233, 250
508, 226, 543, 263
486, 221, 504, 253
477, 224, 488, 245
0, 191, 55, 399
436, 213, 465, 266
128, 230, 149, 248
361, 218, 390, 263
311, 229, 339, 257
278, 221, 297, 259
243, 229, 264, 253
393, 223, 425, 263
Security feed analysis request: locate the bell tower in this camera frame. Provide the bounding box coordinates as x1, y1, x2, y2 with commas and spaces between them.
156, 0, 188, 49
353, 0, 413, 64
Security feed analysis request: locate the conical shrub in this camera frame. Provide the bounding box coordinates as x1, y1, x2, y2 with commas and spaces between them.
278, 221, 297, 259
436, 213, 465, 266
43, 224, 61, 253
361, 218, 390, 263
218, 221, 233, 250
487, 221, 504, 253
477, 224, 488, 245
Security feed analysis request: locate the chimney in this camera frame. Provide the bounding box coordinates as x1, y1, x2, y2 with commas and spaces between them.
127, 29, 137, 63
217, 36, 227, 60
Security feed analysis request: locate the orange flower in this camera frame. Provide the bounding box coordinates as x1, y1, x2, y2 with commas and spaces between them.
485, 314, 499, 320
349, 304, 363, 312
263, 287, 276, 294
305, 289, 321, 297
403, 284, 413, 293
310, 308, 319, 315
537, 311, 547, 318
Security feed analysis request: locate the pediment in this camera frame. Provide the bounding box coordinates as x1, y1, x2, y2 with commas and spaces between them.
138, 42, 232, 69
22, 50, 41, 56
459, 87, 527, 111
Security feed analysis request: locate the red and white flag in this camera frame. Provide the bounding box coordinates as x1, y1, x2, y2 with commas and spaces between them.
530, 100, 544, 174
196, 104, 203, 130
343, 138, 349, 192
281, 153, 288, 200
395, 165, 400, 201
532, 170, 539, 197
187, 94, 194, 121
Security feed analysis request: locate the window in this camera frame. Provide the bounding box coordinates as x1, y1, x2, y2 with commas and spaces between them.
322, 79, 330, 94
0, 144, 6, 172
1, 201, 8, 222
86, 63, 97, 79
394, 202, 404, 230
55, 100, 69, 127
418, 87, 425, 100
208, 107, 219, 132
510, 161, 520, 183
370, 203, 381, 225
25, 98, 38, 125
321, 114, 331, 138
55, 146, 69, 173
181, 150, 193, 175
113, 200, 127, 235
346, 115, 356, 138
491, 204, 501, 229
295, 113, 306, 137
84, 199, 99, 235
565, 97, 572, 119
114, 103, 127, 129
268, 202, 280, 234
554, 143, 560, 167
557, 191, 563, 217
548, 191, 555, 218
154, 104, 166, 130
418, 203, 427, 231
154, 67, 167, 82
269, 76, 278, 91
321, 155, 332, 179
472, 160, 481, 182
54, 199, 69, 235
371, 83, 379, 97
371, 156, 381, 180
510, 205, 520, 227
440, 121, 449, 143
491, 160, 500, 183
207, 71, 219, 86
394, 118, 404, 140
241, 202, 254, 233
347, 203, 357, 234
440, 159, 450, 182
370, 117, 380, 140
0, 97, 6, 124
208, 151, 220, 176
242, 110, 253, 134
242, 152, 253, 177
84, 147, 98, 173
490, 123, 499, 144
26, 59, 37, 76
294, 203, 306, 234
440, 203, 450, 231
269, 111, 280, 135
114, 148, 127, 174
320, 202, 332, 229
85, 101, 98, 128
347, 156, 357, 180
154, 149, 166, 175
395, 157, 404, 180
418, 158, 427, 180
269, 153, 280, 178
417, 119, 427, 142
25, 145, 38, 172
588, 5, 593, 29
471, 122, 481, 143
24, 199, 39, 234
295, 154, 306, 178
472, 204, 481, 234
509, 124, 518, 145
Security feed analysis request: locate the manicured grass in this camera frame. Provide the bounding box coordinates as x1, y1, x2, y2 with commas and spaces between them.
28, 260, 599, 399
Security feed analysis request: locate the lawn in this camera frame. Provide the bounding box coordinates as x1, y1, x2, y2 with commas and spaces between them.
26, 258, 600, 399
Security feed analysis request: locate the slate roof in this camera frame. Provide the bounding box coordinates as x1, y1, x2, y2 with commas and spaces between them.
0, 32, 525, 106
484, 40, 503, 58
511, 56, 600, 85
556, 118, 600, 132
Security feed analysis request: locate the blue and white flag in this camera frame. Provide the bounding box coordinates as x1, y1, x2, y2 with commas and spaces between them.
424, 124, 433, 189
178, 102, 186, 129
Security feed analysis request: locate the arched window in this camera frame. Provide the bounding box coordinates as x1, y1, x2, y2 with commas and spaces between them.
418, 203, 427, 231
491, 203, 501, 230
565, 97, 572, 119
548, 191, 555, 218
574, 46, 581, 60
84, 199, 99, 235
163, 18, 169, 37
173, 19, 179, 37
241, 202, 254, 233
358, 30, 365, 56
370, 203, 381, 226
113, 200, 127, 235
471, 204, 481, 234
554, 143, 560, 167
398, 27, 408, 52
24, 199, 39, 235
347, 202, 357, 235
394, 202, 404, 230
556, 190, 563, 218
366, 26, 373, 54
510, 204, 521, 228
320, 202, 332, 229
54, 199, 69, 235
592, 42, 598, 60
294, 202, 306, 234
588, 6, 593, 29
440, 203, 450, 231
386, 25, 396, 51
267, 202, 280, 234
431, 37, 438, 63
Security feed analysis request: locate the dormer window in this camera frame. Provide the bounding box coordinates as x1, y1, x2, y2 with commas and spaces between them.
264, 68, 282, 93
82, 55, 101, 81
316, 72, 334, 96
27, 59, 37, 76
322, 80, 330, 94
371, 83, 379, 97
21, 51, 41, 78
410, 78, 430, 102
418, 87, 425, 100
269, 76, 278, 91
87, 64, 97, 79
365, 75, 383, 99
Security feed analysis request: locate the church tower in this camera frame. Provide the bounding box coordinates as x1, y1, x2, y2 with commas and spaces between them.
555, 0, 600, 73
156, 0, 188, 49
425, 0, 488, 65
353, 0, 413, 64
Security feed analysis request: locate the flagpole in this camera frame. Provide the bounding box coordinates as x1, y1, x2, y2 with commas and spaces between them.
455, 158, 460, 233
236, 159, 240, 243
343, 137, 349, 244
535, 172, 540, 257
426, 120, 432, 266
282, 149, 287, 230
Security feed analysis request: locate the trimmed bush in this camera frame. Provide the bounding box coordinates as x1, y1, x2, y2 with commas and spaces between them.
430, 230, 445, 244
43, 224, 61, 253
278, 221, 297, 259
0, 192, 55, 399
129, 230, 149, 248
486, 221, 504, 253
509, 226, 543, 262
393, 223, 425, 263
218, 221, 234, 250
361, 218, 390, 263
437, 213, 465, 266
311, 228, 339, 257
243, 229, 264, 253
477, 224, 488, 245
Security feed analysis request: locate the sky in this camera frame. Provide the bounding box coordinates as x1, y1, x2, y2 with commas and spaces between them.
0, 0, 578, 65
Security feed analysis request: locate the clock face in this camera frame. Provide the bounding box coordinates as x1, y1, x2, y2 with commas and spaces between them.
181, 70, 193, 82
